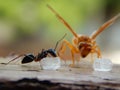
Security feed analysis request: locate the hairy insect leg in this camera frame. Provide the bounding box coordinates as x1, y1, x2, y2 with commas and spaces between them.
1, 54, 25, 65
70, 49, 75, 67
89, 41, 102, 63
91, 46, 102, 63
57, 40, 67, 64
58, 39, 79, 67
95, 46, 102, 58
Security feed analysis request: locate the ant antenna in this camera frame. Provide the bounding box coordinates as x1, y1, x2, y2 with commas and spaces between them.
54, 33, 67, 50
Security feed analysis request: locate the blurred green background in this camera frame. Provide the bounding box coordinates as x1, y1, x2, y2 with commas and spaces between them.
0, 0, 120, 63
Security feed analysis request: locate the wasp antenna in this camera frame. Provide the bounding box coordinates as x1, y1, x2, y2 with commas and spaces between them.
91, 13, 120, 39
47, 4, 78, 38
54, 33, 67, 50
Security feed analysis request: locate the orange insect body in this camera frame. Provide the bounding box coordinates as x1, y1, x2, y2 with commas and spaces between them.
72, 35, 93, 58
47, 4, 120, 67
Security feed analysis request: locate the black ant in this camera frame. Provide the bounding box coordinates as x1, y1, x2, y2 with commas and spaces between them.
1, 34, 66, 65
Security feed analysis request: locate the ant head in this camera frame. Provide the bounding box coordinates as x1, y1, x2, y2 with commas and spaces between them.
22, 54, 35, 64
47, 49, 57, 57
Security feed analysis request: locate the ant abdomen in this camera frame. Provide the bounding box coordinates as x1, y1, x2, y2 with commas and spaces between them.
22, 54, 35, 64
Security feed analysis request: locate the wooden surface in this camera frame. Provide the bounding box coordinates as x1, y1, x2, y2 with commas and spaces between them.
0, 58, 120, 90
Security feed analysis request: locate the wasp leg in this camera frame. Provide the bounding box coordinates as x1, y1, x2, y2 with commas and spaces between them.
91, 45, 102, 63
94, 46, 101, 58
90, 53, 94, 63
58, 39, 79, 67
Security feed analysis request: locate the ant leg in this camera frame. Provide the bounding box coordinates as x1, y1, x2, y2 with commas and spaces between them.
58, 39, 79, 67
1, 54, 25, 65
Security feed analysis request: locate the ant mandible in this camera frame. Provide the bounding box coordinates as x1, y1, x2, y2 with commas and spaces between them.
2, 34, 66, 65
47, 4, 120, 67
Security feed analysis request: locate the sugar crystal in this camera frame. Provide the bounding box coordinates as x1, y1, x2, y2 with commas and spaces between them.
93, 58, 113, 71
40, 57, 61, 70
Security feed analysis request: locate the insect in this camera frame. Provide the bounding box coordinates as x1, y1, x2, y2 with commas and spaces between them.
1, 34, 66, 65
47, 4, 120, 67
